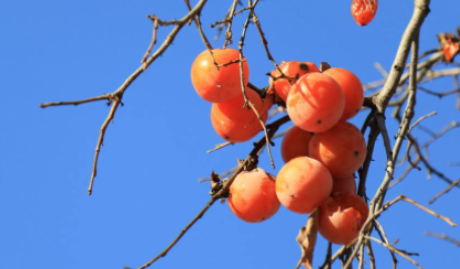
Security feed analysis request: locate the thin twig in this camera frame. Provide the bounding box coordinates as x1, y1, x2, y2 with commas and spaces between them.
39, 94, 111, 108
425, 231, 460, 247
366, 236, 422, 269
429, 178, 460, 204
376, 195, 457, 227
142, 18, 159, 69
88, 97, 121, 195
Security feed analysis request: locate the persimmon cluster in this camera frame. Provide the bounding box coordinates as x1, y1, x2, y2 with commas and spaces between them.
191, 49, 369, 246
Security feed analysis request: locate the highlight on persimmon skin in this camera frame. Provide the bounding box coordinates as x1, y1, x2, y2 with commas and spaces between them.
228, 168, 280, 223
281, 125, 314, 163
286, 72, 345, 133
351, 0, 378, 26
211, 103, 266, 143
309, 121, 367, 178
324, 68, 364, 121
318, 192, 369, 245
276, 156, 332, 214
217, 87, 264, 123
269, 61, 319, 101
332, 174, 357, 194
191, 48, 249, 103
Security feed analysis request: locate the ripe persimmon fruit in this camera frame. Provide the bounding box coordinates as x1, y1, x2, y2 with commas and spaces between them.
318, 192, 369, 245
276, 156, 332, 214
309, 121, 367, 178
287, 73, 345, 133
281, 125, 313, 163
228, 168, 280, 223
211, 103, 266, 143
269, 61, 319, 101
191, 48, 249, 103
351, 0, 378, 26
332, 174, 357, 194
324, 68, 364, 121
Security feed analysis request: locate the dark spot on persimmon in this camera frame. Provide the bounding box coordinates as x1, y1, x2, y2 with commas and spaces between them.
300, 63, 309, 71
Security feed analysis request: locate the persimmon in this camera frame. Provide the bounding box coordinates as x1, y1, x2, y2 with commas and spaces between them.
276, 156, 332, 214
211, 104, 266, 143
324, 68, 364, 121
191, 48, 249, 103
281, 126, 313, 163
217, 87, 264, 123
332, 174, 357, 194
228, 168, 280, 223
269, 61, 319, 101
286, 73, 345, 133
318, 192, 369, 245
351, 0, 378, 26
309, 122, 366, 178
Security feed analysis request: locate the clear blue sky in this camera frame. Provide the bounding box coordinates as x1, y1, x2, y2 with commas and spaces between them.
1, 0, 459, 268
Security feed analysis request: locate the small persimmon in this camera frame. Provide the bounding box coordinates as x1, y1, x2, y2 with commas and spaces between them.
351, 0, 378, 26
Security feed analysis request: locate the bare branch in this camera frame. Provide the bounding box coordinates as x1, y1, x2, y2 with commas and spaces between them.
40, 94, 111, 108
429, 178, 460, 204
425, 231, 460, 247
366, 236, 422, 269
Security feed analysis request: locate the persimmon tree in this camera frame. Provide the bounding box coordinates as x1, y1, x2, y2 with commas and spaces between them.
39, 0, 460, 268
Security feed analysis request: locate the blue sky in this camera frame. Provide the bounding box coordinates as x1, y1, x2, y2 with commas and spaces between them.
1, 0, 460, 268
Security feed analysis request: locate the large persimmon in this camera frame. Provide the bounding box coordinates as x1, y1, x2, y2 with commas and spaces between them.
191, 48, 249, 103
276, 156, 332, 214
318, 192, 369, 245
324, 68, 364, 121
228, 168, 280, 223
309, 122, 366, 178
286, 73, 345, 133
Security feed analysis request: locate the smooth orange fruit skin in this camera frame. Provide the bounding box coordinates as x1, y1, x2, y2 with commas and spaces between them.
191, 48, 249, 103
276, 156, 333, 214
351, 0, 378, 26
217, 87, 264, 123
309, 122, 367, 178
332, 174, 357, 194
287, 73, 345, 133
324, 68, 364, 121
319, 192, 369, 245
211, 104, 266, 143
228, 168, 280, 223
281, 125, 314, 163
269, 61, 319, 101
